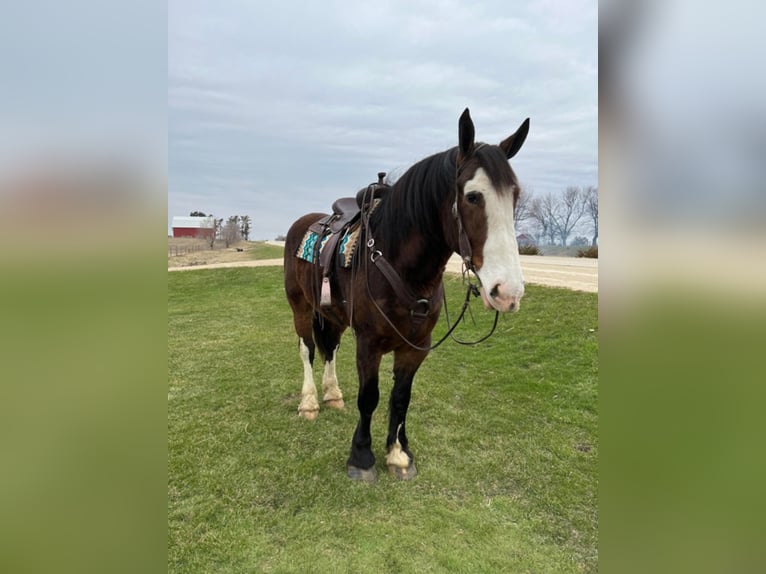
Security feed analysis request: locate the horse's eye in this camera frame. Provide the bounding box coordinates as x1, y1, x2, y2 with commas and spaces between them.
465, 192, 482, 205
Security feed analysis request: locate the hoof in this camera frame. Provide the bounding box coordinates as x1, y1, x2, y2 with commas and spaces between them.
298, 409, 318, 421
324, 398, 345, 410
388, 462, 418, 481
347, 464, 377, 483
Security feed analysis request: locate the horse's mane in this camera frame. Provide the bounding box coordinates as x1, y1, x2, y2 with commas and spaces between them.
370, 143, 516, 258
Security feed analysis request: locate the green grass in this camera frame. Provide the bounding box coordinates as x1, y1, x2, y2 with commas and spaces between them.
168, 268, 598, 573
248, 242, 285, 260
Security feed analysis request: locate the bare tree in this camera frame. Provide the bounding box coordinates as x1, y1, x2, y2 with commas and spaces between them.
239, 215, 252, 241
530, 195, 556, 245
531, 188, 587, 246
222, 216, 241, 247
205, 216, 222, 249
584, 186, 598, 246
571, 236, 589, 247
513, 186, 534, 230
556, 187, 587, 246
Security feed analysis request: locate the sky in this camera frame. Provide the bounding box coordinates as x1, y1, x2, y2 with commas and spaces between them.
168, 0, 597, 239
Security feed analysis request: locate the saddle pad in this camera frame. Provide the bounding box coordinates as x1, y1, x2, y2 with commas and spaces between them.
337, 223, 362, 268
296, 221, 362, 268
296, 229, 328, 264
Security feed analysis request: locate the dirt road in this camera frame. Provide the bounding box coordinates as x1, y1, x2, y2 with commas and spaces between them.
169, 252, 597, 293
495, 255, 597, 293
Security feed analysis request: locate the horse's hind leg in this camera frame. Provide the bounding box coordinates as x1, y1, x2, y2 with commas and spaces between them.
288, 299, 320, 420
297, 336, 319, 420
313, 316, 345, 410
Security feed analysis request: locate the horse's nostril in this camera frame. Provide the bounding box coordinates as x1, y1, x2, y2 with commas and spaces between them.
490, 284, 500, 299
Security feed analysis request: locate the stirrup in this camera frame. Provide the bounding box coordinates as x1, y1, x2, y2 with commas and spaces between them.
320, 276, 332, 307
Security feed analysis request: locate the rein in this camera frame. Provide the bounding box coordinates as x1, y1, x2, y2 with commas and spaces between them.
363, 250, 486, 352
358, 176, 500, 352
443, 267, 500, 346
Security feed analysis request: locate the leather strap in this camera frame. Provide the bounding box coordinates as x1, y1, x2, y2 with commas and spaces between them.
361, 183, 439, 322
370, 248, 435, 319
453, 187, 475, 272
453, 143, 490, 273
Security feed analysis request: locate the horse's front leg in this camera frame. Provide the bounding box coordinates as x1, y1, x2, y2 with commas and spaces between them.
386, 346, 429, 480
346, 340, 382, 482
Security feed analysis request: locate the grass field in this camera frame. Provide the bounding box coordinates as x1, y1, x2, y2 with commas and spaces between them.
168, 267, 598, 573
167, 240, 284, 268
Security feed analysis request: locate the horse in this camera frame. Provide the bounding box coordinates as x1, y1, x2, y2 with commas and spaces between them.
284, 108, 530, 481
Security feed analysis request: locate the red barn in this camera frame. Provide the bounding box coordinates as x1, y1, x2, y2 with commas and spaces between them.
172, 216, 215, 239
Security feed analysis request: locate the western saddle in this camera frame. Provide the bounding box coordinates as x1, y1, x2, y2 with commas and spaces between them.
308, 172, 390, 306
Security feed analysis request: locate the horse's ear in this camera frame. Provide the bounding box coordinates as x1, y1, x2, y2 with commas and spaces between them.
500, 118, 530, 159
458, 108, 475, 160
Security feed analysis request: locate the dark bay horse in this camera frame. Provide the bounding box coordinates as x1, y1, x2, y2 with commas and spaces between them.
284, 108, 530, 481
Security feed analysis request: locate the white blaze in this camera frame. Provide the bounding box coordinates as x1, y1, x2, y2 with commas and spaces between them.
464, 168, 525, 312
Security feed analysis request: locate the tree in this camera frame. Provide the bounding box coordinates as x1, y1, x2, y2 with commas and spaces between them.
222, 216, 241, 247
532, 188, 587, 246
205, 216, 222, 249
513, 186, 534, 230
530, 195, 556, 245
571, 236, 589, 247
556, 187, 587, 246
239, 215, 252, 241
584, 186, 598, 246
190, 210, 207, 217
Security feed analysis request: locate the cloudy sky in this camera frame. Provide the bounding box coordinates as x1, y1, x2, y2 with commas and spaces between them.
169, 0, 597, 239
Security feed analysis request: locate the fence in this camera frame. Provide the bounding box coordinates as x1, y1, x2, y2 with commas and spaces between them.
168, 244, 207, 257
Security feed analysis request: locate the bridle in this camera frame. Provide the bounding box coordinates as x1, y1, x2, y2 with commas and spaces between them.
452, 144, 486, 274
358, 151, 500, 351
447, 143, 501, 345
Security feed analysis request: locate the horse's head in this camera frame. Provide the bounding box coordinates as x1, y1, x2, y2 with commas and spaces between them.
454, 108, 530, 313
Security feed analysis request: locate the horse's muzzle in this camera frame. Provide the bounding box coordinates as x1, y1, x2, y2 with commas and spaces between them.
481, 282, 523, 313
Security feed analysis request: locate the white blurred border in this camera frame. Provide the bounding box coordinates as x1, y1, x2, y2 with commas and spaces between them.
602, 0, 766, 306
